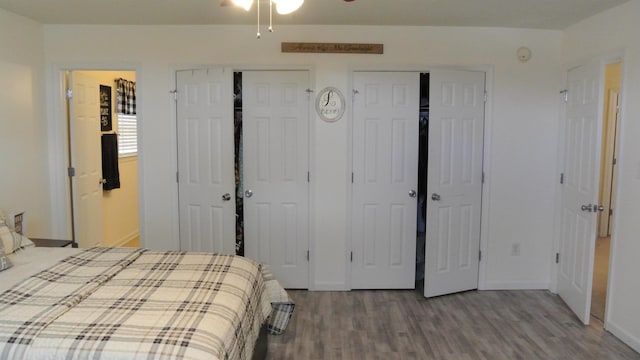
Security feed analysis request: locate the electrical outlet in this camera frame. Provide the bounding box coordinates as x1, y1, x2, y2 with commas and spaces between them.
511, 243, 521, 256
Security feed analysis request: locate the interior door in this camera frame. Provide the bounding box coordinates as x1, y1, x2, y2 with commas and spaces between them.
424, 69, 485, 298
557, 62, 602, 325
351, 71, 419, 289
69, 71, 104, 248
176, 68, 236, 254
242, 70, 310, 288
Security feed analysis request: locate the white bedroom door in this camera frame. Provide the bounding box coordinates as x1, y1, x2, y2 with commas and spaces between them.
69, 71, 104, 248
242, 70, 310, 289
176, 68, 236, 254
557, 62, 602, 325
424, 69, 485, 298
351, 71, 419, 289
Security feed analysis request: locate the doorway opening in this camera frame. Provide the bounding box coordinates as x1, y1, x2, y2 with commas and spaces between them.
591, 61, 621, 321
415, 72, 429, 291
65, 70, 140, 249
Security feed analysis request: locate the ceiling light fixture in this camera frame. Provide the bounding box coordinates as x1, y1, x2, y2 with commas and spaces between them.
230, 0, 304, 38
272, 0, 304, 15
232, 0, 303, 14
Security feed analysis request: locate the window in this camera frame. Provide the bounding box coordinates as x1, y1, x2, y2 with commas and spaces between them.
117, 114, 137, 157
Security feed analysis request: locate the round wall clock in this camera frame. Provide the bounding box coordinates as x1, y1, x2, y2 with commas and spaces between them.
315, 87, 345, 123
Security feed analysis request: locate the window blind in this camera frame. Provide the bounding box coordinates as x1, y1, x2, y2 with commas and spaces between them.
117, 114, 137, 157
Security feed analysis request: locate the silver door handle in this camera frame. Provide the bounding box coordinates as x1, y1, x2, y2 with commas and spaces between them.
244, 189, 253, 198
99, 179, 106, 185
595, 205, 605, 212
409, 190, 417, 198
222, 193, 231, 201
431, 193, 440, 201
581, 204, 593, 212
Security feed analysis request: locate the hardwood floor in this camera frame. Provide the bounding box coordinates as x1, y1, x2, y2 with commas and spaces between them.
268, 289, 640, 360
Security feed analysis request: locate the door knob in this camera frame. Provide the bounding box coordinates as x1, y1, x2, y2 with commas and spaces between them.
222, 193, 231, 201
431, 193, 441, 201
581, 204, 593, 212
99, 179, 106, 185
244, 189, 253, 198
409, 190, 417, 198
595, 205, 605, 212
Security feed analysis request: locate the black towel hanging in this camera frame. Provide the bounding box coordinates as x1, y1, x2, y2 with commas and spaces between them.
101, 133, 121, 190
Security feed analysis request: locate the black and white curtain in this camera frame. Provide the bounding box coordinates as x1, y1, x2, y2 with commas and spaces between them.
115, 78, 136, 115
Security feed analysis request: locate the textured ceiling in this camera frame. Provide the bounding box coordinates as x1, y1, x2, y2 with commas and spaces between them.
0, 0, 630, 29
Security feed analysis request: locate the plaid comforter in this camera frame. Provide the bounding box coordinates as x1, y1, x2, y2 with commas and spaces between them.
0, 247, 272, 360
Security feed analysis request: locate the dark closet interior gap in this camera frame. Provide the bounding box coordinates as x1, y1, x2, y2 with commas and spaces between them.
234, 71, 244, 256
416, 72, 429, 290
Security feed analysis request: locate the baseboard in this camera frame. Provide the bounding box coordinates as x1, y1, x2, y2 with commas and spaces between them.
606, 320, 640, 354
480, 280, 549, 290
110, 231, 139, 247
311, 282, 349, 291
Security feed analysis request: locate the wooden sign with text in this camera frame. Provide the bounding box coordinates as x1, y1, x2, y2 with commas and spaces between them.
281, 42, 383, 54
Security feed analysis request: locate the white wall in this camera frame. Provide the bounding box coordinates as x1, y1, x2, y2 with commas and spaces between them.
563, 0, 640, 352
0, 9, 50, 237
41, 24, 562, 290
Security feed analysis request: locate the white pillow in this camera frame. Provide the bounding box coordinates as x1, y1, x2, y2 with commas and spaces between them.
15, 233, 35, 250
0, 237, 13, 271
0, 224, 33, 255
0, 224, 18, 255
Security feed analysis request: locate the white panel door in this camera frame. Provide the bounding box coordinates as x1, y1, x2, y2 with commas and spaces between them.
242, 70, 310, 288
69, 72, 104, 248
176, 68, 236, 254
558, 62, 602, 325
352, 71, 419, 289
424, 69, 485, 298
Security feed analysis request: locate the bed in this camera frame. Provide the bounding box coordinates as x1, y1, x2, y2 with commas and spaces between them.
0, 243, 292, 360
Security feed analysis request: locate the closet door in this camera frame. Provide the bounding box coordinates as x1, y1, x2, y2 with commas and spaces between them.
242, 70, 310, 289
424, 69, 485, 298
351, 71, 419, 289
176, 68, 236, 254
557, 61, 602, 325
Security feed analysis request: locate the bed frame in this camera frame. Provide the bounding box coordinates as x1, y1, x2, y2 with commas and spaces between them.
253, 323, 269, 360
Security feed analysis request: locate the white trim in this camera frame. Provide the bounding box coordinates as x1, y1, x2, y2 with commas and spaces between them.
344, 68, 355, 291
483, 281, 549, 290
606, 320, 640, 354
46, 67, 72, 239
477, 65, 494, 291
109, 231, 140, 248
168, 66, 181, 250
305, 68, 317, 291
313, 282, 350, 291
549, 66, 569, 295
603, 51, 627, 330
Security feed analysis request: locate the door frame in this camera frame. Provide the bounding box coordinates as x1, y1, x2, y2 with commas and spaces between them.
550, 50, 627, 327
345, 64, 494, 291
47, 63, 145, 245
